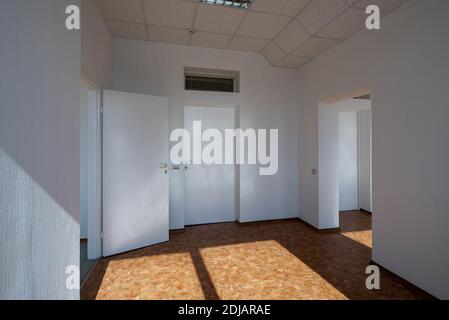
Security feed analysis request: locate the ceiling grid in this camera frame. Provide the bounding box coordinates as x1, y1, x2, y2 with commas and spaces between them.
95, 0, 410, 69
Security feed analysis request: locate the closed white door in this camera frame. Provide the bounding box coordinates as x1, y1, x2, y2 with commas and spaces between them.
184, 106, 235, 226
103, 90, 169, 257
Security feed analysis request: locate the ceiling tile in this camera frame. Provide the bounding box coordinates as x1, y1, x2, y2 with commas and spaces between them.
353, 0, 410, 14
250, 0, 311, 17
274, 20, 310, 54
297, 0, 348, 34
227, 36, 270, 53
262, 42, 286, 65
143, 0, 197, 29
317, 8, 365, 40
190, 32, 232, 49
148, 26, 190, 45
95, 0, 145, 23
236, 12, 291, 39
195, 4, 246, 35
106, 21, 147, 40
277, 56, 310, 68
291, 37, 341, 58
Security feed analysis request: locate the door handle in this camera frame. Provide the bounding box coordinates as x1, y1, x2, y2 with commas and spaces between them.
159, 163, 168, 169
159, 163, 168, 174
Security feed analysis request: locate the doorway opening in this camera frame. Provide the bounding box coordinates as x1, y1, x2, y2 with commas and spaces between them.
80, 78, 102, 286
339, 96, 372, 214
318, 93, 372, 230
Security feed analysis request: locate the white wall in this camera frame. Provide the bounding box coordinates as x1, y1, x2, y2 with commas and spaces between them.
81, 0, 111, 87
0, 0, 80, 299
108, 39, 299, 228
339, 112, 359, 212
297, 0, 449, 298
318, 102, 340, 228
358, 109, 372, 212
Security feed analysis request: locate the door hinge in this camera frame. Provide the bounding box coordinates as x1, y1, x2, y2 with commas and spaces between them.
99, 232, 104, 239
100, 107, 104, 113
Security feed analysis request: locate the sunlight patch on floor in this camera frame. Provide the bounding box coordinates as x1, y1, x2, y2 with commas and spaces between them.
199, 240, 347, 300
341, 231, 372, 248
95, 252, 205, 300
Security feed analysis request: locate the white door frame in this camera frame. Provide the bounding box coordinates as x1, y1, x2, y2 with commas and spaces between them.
81, 76, 102, 259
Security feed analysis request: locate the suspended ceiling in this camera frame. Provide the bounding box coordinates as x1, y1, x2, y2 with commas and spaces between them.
95, 0, 410, 69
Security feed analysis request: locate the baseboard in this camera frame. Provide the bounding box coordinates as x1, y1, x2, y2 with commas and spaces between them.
185, 220, 236, 228
297, 217, 341, 233
360, 208, 372, 214
236, 217, 299, 227
318, 227, 341, 233
170, 228, 186, 233
370, 260, 437, 300
171, 217, 300, 230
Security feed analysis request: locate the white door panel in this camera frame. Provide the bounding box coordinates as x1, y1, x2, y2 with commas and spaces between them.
103, 90, 169, 257
184, 106, 235, 226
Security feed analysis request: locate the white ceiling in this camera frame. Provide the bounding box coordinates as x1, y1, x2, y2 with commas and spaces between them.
95, 0, 410, 69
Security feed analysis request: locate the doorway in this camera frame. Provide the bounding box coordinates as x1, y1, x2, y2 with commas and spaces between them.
338, 99, 372, 213
318, 95, 372, 229
184, 106, 236, 226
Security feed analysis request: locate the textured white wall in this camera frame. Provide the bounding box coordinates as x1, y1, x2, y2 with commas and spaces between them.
0, 0, 80, 299
297, 0, 449, 298
108, 39, 299, 228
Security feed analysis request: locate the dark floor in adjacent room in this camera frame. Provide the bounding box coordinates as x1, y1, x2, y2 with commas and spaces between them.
81, 211, 430, 300
80, 240, 98, 286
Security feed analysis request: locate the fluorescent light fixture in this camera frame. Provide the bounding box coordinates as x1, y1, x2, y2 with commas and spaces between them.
200, 0, 252, 9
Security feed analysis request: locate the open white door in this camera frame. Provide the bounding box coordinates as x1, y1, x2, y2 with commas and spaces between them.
103, 90, 169, 257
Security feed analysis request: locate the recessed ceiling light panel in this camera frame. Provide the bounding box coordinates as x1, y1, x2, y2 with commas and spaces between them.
200, 0, 252, 10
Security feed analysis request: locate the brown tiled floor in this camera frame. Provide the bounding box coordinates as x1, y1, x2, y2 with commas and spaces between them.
81, 211, 428, 300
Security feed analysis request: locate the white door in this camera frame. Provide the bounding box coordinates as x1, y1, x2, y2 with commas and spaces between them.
184, 106, 235, 226
103, 90, 169, 257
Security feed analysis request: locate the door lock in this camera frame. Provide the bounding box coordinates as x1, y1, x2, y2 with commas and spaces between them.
159, 163, 168, 174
